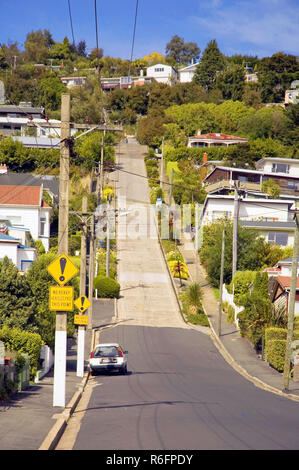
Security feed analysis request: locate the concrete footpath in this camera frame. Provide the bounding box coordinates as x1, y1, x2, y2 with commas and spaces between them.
0, 299, 115, 450
179, 232, 299, 403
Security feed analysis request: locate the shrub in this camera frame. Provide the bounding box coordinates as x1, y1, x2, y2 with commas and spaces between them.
265, 327, 287, 344
187, 312, 210, 327
93, 275, 120, 298
265, 339, 286, 372
0, 326, 43, 379
228, 270, 256, 306
227, 305, 235, 324
150, 186, 164, 204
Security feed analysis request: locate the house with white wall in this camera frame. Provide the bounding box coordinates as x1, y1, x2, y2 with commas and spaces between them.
188, 130, 248, 148
178, 63, 199, 83
146, 64, 178, 86
0, 184, 52, 251
0, 232, 37, 272
200, 194, 295, 247
256, 158, 299, 177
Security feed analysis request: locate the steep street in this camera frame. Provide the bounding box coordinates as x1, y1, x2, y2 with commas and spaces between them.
56, 139, 299, 451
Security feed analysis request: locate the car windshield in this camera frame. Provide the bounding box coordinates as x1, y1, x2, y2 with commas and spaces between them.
93, 346, 122, 357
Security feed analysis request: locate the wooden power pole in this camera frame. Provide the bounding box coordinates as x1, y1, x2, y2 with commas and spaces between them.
283, 211, 299, 390
77, 196, 88, 377
53, 93, 70, 407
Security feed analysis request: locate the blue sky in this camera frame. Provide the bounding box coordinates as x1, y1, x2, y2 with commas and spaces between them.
0, 0, 298, 60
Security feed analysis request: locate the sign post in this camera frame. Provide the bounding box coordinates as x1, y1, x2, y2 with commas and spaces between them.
47, 253, 78, 407
74, 294, 91, 377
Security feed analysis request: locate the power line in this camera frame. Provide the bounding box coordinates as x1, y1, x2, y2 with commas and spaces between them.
67, 0, 76, 47
94, 0, 100, 67
128, 0, 139, 78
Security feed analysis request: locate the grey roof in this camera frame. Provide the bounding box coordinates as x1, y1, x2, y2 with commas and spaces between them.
239, 220, 295, 229
12, 136, 61, 149
0, 105, 44, 115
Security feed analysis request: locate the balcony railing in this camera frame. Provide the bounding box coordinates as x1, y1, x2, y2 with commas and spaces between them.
204, 180, 261, 193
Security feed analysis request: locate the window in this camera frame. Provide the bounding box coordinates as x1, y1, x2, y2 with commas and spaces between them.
268, 232, 288, 246
271, 163, 290, 174
40, 217, 46, 236
287, 180, 299, 191
21, 260, 33, 273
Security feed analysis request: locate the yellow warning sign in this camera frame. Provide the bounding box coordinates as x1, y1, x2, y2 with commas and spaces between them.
74, 314, 88, 325
74, 295, 91, 313
49, 286, 74, 311
47, 253, 79, 286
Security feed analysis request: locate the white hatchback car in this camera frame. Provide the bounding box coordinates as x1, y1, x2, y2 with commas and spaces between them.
89, 343, 128, 375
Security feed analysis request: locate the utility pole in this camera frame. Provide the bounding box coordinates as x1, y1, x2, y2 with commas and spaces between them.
106, 196, 111, 277
53, 93, 70, 407
283, 211, 299, 390
77, 196, 88, 378
218, 228, 226, 336
88, 214, 95, 330
99, 128, 106, 203
232, 182, 240, 280
168, 168, 174, 207
160, 137, 164, 190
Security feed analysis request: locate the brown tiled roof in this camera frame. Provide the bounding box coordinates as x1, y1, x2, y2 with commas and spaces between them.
276, 276, 299, 289
0, 185, 41, 205
192, 133, 248, 140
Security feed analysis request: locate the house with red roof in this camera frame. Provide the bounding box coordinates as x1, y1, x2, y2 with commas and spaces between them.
270, 276, 299, 316
0, 184, 52, 252
187, 129, 248, 148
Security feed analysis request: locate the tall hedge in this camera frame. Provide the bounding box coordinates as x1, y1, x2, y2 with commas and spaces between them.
264, 327, 299, 372
266, 339, 286, 372
0, 326, 43, 378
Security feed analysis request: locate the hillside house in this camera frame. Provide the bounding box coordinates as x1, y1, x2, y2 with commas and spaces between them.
187, 130, 248, 148
203, 166, 299, 201
0, 184, 52, 251
0, 231, 37, 273
178, 63, 200, 83
270, 276, 299, 316
200, 194, 295, 247
146, 64, 178, 86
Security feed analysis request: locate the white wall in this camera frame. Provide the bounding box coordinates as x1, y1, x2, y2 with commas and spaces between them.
202, 197, 291, 226
0, 206, 51, 251
146, 64, 177, 85
261, 160, 299, 177
0, 242, 18, 264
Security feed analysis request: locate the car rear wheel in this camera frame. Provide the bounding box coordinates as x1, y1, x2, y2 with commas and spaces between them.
120, 365, 127, 375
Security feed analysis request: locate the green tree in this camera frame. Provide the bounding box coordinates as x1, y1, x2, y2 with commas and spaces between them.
24, 29, 54, 63
257, 52, 299, 103
48, 37, 73, 61
165, 35, 200, 65
261, 178, 281, 198
37, 73, 67, 111
199, 219, 271, 287
216, 64, 245, 101
0, 257, 37, 331
73, 130, 115, 170
193, 39, 225, 91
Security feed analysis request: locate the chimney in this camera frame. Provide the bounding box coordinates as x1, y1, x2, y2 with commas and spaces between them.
197, 129, 201, 136
203, 152, 208, 164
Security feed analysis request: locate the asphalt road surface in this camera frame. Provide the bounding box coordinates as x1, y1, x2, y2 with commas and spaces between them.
72, 324, 299, 450
56, 139, 299, 451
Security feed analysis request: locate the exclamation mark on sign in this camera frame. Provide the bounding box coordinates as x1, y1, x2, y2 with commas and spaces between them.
59, 257, 67, 282
80, 296, 85, 311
